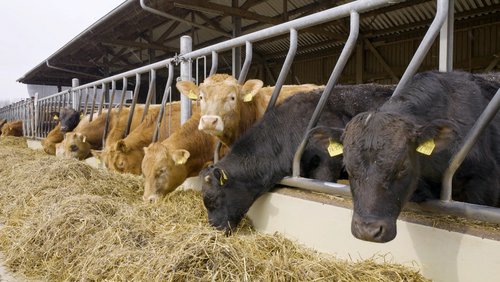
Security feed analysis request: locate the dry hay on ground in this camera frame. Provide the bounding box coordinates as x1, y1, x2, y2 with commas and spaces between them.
0, 144, 428, 281
0, 136, 27, 148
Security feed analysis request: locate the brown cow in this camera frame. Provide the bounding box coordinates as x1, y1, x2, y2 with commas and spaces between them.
0, 119, 7, 134
58, 132, 91, 160
42, 110, 91, 155
142, 112, 216, 203
1, 120, 23, 137
103, 102, 184, 175
176, 74, 322, 146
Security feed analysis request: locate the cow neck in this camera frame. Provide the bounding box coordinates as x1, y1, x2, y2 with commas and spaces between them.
165, 113, 216, 177
226, 98, 258, 146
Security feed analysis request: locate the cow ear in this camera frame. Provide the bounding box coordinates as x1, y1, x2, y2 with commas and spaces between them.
416, 119, 456, 155
176, 81, 199, 100
309, 126, 345, 157
116, 140, 128, 153
212, 167, 228, 186
51, 112, 60, 121
172, 149, 190, 165
241, 79, 264, 102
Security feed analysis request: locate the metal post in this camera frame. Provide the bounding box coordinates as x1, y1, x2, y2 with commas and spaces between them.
265, 29, 298, 112
439, 0, 454, 72
118, 77, 128, 115
292, 11, 360, 177
103, 80, 117, 144
237, 41, 253, 84
392, 0, 449, 97
83, 88, 90, 115
98, 83, 106, 116
232, 0, 242, 78
180, 36, 193, 124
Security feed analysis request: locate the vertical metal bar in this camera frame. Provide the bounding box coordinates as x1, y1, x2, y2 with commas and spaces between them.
83, 88, 90, 116
89, 86, 97, 122
180, 36, 193, 124
102, 80, 117, 144
210, 51, 218, 76
153, 62, 174, 143
442, 88, 500, 201
266, 29, 298, 112
125, 73, 141, 136
141, 69, 156, 122
118, 77, 128, 116
77, 89, 83, 111
237, 41, 253, 84
98, 83, 106, 116
392, 0, 449, 97
292, 11, 360, 177
439, 0, 454, 72
72, 78, 80, 110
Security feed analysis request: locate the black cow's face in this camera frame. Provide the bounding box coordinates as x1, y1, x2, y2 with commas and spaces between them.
58, 108, 81, 132
201, 165, 256, 234
340, 112, 454, 243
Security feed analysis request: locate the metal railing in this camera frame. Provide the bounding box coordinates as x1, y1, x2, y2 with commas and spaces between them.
0, 99, 35, 137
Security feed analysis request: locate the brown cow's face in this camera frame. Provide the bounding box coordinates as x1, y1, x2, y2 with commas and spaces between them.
176, 74, 263, 142
341, 112, 454, 243
106, 140, 143, 175
142, 143, 190, 203
61, 132, 91, 160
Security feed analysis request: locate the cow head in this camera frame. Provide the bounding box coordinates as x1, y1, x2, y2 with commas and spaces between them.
61, 132, 91, 160
176, 74, 263, 144
200, 164, 257, 234
105, 140, 144, 175
58, 108, 82, 133
141, 143, 190, 203
332, 112, 455, 243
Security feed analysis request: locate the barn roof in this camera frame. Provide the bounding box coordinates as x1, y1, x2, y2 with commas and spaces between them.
18, 0, 500, 86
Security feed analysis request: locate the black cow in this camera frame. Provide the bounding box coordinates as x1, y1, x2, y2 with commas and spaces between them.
316, 71, 500, 243
200, 84, 394, 233
56, 107, 81, 132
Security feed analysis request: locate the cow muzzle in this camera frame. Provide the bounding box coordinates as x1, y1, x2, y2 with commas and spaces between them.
143, 193, 160, 204
198, 115, 224, 135
351, 213, 396, 243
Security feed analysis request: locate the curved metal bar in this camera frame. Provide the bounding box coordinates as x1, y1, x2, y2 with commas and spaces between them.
102, 80, 116, 144
89, 86, 97, 122
117, 77, 128, 116
153, 63, 174, 143
392, 0, 449, 97
213, 140, 223, 164
441, 88, 500, 201
125, 73, 141, 137
141, 69, 156, 123
210, 51, 218, 76
237, 41, 253, 84
98, 83, 106, 116
83, 88, 90, 116
292, 11, 360, 177
265, 29, 298, 112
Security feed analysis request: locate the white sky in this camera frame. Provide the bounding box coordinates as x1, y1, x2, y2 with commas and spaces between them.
0, 0, 125, 103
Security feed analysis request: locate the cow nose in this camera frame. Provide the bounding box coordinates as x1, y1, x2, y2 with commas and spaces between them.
70, 145, 78, 152
144, 194, 159, 204
200, 116, 219, 129
61, 126, 68, 132
351, 214, 396, 243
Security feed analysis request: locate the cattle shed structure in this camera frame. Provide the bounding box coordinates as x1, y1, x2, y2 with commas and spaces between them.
1, 0, 500, 281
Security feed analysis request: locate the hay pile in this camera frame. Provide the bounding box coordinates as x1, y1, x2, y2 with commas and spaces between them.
0, 144, 428, 281
0, 136, 27, 148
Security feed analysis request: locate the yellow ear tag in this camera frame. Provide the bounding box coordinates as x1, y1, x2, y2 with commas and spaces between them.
416, 139, 435, 155
327, 139, 343, 157
53, 116, 59, 121
82, 136, 87, 143
219, 169, 228, 186
96, 158, 101, 164
188, 90, 198, 100
243, 93, 253, 102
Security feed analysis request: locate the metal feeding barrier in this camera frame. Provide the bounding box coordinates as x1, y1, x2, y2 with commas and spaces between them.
0, 99, 35, 137
0, 0, 498, 225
